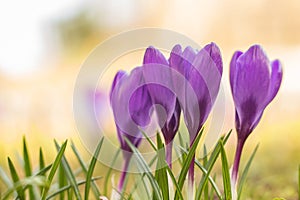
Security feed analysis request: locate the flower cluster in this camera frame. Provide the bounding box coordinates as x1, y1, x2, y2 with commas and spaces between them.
109, 43, 282, 193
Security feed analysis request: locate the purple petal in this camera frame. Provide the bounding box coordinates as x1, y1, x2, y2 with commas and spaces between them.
161, 99, 181, 143
110, 67, 151, 150
143, 47, 177, 127
143, 46, 168, 65
234, 45, 270, 116
265, 59, 283, 105
230, 51, 243, 95
186, 43, 223, 137
109, 70, 126, 104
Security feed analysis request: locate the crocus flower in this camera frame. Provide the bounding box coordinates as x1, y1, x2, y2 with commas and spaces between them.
230, 45, 282, 188
142, 46, 181, 168
169, 43, 223, 191
110, 68, 152, 191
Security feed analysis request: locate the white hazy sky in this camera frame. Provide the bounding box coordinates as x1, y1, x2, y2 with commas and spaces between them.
0, 0, 85, 76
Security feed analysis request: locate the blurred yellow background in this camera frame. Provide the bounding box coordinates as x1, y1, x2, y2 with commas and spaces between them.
0, 0, 299, 199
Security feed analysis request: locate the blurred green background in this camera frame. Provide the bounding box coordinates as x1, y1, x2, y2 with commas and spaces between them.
0, 0, 299, 199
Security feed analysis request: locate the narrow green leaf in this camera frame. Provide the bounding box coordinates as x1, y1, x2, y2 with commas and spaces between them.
71, 141, 101, 198
164, 164, 184, 200
0, 166, 13, 187
140, 128, 157, 151
103, 149, 121, 196
85, 138, 104, 200
124, 137, 162, 200
178, 145, 222, 199
35, 164, 52, 176
154, 133, 169, 200
2, 176, 47, 200
237, 144, 259, 200
220, 141, 232, 200
209, 174, 217, 200
23, 136, 35, 199
174, 128, 204, 200
203, 145, 209, 200
45, 176, 102, 200
58, 163, 67, 200
195, 140, 222, 199
39, 147, 45, 170
54, 140, 82, 200
7, 157, 25, 200
127, 154, 158, 200
41, 140, 68, 200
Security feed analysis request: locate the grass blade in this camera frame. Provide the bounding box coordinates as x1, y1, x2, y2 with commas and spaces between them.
54, 140, 82, 200
237, 144, 259, 200
154, 133, 169, 200
7, 157, 25, 200
41, 140, 67, 200
45, 176, 102, 200
140, 129, 157, 151
0, 166, 13, 188
178, 145, 222, 199
103, 149, 121, 196
195, 140, 222, 199
164, 165, 184, 200
220, 141, 232, 200
174, 128, 204, 200
84, 138, 104, 200
124, 137, 162, 200
71, 141, 101, 198
203, 145, 209, 200
23, 136, 35, 199
58, 163, 67, 200
39, 147, 45, 170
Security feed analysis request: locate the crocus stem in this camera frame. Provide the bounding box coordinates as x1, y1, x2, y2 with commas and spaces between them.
188, 153, 195, 200
118, 156, 131, 192
166, 141, 173, 169
231, 138, 245, 187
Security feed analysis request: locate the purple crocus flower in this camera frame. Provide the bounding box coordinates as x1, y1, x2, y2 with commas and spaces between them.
142, 46, 181, 168
110, 68, 152, 191
230, 45, 282, 187
169, 42, 223, 189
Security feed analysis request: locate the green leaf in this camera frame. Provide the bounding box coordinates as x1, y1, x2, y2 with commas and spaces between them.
140, 128, 157, 151
41, 140, 68, 200
127, 154, 158, 200
23, 137, 32, 176
237, 144, 259, 200
54, 140, 82, 200
7, 157, 25, 200
195, 140, 222, 199
174, 128, 204, 200
164, 164, 184, 200
39, 147, 45, 171
58, 163, 67, 200
203, 145, 209, 200
23, 136, 35, 199
0, 166, 13, 188
103, 148, 121, 196
124, 137, 162, 200
85, 138, 104, 200
220, 141, 232, 200
35, 164, 52, 176
2, 176, 47, 200
209, 174, 217, 200
71, 141, 101, 198
45, 176, 102, 200
154, 133, 169, 200
178, 145, 222, 199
